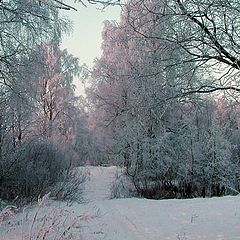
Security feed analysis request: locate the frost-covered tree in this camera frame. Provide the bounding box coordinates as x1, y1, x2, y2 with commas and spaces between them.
88, 0, 240, 199
0, 0, 121, 201
0, 42, 88, 200
0, 0, 71, 90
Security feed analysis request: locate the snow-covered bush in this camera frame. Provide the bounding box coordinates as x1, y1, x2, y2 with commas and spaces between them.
110, 168, 137, 198
50, 168, 90, 203
0, 138, 72, 201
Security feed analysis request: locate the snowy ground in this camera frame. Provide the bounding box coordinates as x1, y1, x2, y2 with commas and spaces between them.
1, 166, 240, 239
79, 166, 240, 240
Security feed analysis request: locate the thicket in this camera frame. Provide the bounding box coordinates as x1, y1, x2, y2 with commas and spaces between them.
0, 138, 71, 201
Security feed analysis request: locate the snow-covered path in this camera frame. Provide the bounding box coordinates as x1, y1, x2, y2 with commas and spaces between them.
84, 166, 116, 201
80, 166, 142, 240
80, 166, 240, 240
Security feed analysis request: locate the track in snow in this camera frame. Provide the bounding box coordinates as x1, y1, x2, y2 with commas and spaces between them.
81, 166, 144, 240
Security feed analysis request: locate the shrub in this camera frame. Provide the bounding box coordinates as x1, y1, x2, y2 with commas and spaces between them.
110, 168, 137, 199
0, 137, 71, 201
49, 168, 90, 203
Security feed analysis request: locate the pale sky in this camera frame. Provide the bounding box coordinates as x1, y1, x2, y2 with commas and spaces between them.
61, 3, 121, 95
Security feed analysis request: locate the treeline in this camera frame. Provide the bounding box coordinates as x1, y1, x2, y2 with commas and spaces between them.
87, 0, 240, 199
0, 0, 103, 202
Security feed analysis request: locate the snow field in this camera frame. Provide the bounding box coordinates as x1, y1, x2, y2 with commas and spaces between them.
0, 166, 239, 240
81, 166, 240, 240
